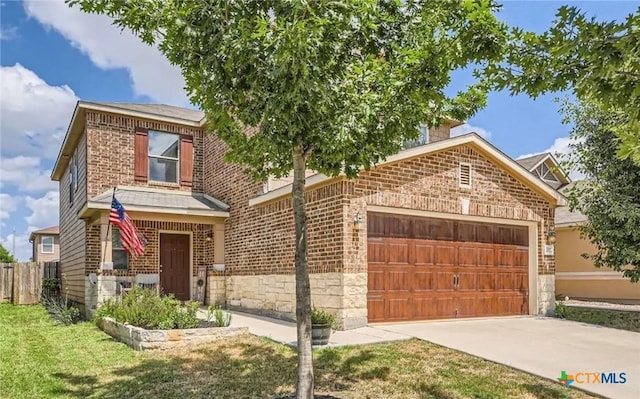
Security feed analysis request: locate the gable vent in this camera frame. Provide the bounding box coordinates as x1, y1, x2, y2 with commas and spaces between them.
459, 163, 471, 188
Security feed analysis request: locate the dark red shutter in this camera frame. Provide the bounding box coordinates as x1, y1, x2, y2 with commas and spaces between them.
180, 135, 194, 186
134, 127, 149, 182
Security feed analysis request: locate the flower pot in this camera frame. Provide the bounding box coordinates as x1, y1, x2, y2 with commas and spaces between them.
311, 323, 331, 346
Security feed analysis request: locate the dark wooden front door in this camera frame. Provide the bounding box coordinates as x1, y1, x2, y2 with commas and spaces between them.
367, 213, 529, 322
160, 233, 190, 301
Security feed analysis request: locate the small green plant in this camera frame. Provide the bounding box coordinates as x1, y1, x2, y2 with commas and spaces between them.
95, 286, 200, 330
41, 278, 60, 297
555, 301, 568, 319
41, 274, 80, 325
311, 307, 337, 328
206, 305, 232, 327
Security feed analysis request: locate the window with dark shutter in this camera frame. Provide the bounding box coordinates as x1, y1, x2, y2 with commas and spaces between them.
134, 128, 149, 181
180, 136, 193, 186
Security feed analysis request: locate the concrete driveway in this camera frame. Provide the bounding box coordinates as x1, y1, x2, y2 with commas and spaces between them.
375, 317, 640, 399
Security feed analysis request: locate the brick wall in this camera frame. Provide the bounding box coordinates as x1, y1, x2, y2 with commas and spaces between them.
206, 136, 554, 278
428, 124, 451, 143
85, 111, 205, 197
347, 145, 554, 274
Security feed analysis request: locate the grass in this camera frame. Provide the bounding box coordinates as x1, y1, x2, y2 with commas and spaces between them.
0, 304, 594, 399
559, 305, 640, 333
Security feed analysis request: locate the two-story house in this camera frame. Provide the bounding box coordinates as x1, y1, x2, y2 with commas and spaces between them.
52, 101, 566, 328
29, 226, 60, 263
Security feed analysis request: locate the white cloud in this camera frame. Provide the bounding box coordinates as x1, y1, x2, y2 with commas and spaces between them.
0, 64, 77, 160
0, 193, 17, 221
518, 136, 573, 160
25, 191, 59, 228
24, 0, 188, 105
451, 123, 492, 139
0, 155, 58, 193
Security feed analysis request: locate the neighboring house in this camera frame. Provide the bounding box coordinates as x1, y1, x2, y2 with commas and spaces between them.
554, 183, 640, 303
516, 152, 571, 190
29, 226, 60, 263
52, 101, 566, 328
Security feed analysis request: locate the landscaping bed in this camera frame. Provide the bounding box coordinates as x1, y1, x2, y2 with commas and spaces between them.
1, 303, 595, 399
556, 302, 640, 332
97, 317, 248, 350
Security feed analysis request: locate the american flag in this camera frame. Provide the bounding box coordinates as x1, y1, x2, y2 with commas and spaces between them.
110, 197, 147, 258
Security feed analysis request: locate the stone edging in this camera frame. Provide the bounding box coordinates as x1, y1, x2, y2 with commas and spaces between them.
97, 317, 249, 350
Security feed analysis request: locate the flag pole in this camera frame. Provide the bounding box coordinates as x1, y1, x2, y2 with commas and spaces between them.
101, 187, 117, 266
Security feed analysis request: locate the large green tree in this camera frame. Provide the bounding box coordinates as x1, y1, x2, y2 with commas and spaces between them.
0, 244, 16, 263
488, 5, 640, 163
69, 1, 507, 396
562, 99, 640, 283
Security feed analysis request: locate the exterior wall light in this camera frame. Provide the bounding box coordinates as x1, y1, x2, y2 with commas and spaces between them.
353, 212, 363, 228
206, 231, 213, 242
546, 227, 556, 244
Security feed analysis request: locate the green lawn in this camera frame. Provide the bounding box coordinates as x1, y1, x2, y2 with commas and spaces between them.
558, 305, 640, 333
0, 304, 593, 399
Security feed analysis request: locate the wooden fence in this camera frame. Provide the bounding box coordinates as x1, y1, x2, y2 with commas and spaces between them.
43, 261, 61, 280
0, 262, 43, 305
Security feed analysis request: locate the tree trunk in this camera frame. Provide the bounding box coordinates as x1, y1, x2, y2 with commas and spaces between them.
292, 145, 314, 398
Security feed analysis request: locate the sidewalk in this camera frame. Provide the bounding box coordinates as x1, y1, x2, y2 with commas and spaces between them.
198, 309, 409, 348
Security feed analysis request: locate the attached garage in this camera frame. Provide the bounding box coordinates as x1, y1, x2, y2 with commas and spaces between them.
367, 212, 530, 322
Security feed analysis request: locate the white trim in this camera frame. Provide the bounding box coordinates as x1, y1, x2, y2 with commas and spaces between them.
366, 205, 539, 316
555, 271, 628, 281
458, 162, 472, 189
40, 236, 55, 254
248, 134, 568, 207
83, 200, 230, 218
158, 230, 193, 300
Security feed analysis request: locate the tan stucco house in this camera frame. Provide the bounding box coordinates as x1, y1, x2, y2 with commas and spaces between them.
52, 101, 567, 328
29, 226, 60, 263
554, 184, 640, 303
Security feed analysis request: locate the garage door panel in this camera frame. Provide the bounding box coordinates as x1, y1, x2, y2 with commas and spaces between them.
477, 271, 495, 291
434, 244, 456, 266
387, 298, 411, 321
367, 297, 385, 322
433, 271, 455, 291
368, 269, 386, 294
387, 269, 410, 292
412, 269, 433, 293
367, 213, 529, 322
458, 270, 477, 291
458, 245, 478, 266
413, 242, 434, 266
388, 242, 410, 264
367, 240, 386, 264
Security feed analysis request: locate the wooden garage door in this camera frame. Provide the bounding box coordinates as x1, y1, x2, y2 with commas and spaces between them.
367, 213, 529, 322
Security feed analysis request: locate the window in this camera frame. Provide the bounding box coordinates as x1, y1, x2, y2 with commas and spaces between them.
403, 125, 430, 150
112, 228, 129, 270
72, 152, 78, 191
41, 236, 54, 254
148, 131, 179, 183
459, 162, 472, 188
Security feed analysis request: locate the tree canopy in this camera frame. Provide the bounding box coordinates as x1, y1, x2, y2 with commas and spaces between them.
69, 1, 509, 397
488, 5, 640, 163
0, 244, 16, 263
563, 99, 640, 283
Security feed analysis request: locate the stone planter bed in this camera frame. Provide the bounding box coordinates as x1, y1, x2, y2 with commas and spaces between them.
97, 317, 249, 351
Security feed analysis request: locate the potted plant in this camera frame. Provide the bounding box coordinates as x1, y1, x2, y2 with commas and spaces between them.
311, 307, 337, 346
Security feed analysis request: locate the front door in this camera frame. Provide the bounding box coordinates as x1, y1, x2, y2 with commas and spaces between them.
160, 233, 190, 301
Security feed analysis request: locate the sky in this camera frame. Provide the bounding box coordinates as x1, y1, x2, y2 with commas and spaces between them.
0, 0, 638, 261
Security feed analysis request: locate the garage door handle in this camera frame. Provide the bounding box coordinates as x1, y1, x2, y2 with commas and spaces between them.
453, 275, 460, 287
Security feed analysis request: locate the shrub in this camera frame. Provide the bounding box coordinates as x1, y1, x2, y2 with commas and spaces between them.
95, 286, 201, 330
41, 278, 60, 297
311, 307, 337, 328
206, 305, 232, 327
41, 293, 81, 325
555, 301, 568, 319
